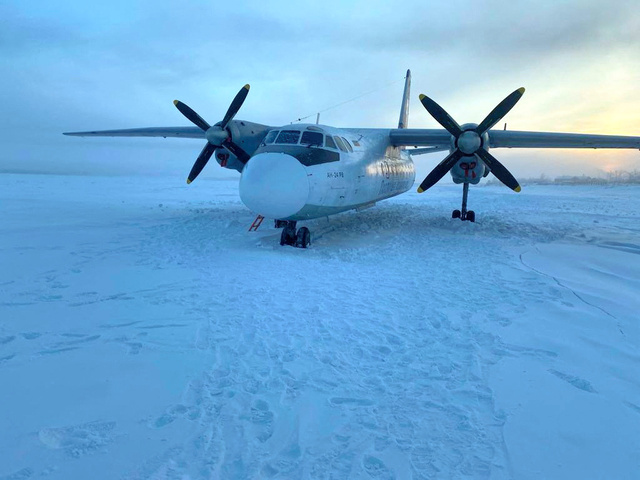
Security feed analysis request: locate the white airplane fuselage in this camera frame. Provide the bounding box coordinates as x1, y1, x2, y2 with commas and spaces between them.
238, 124, 416, 221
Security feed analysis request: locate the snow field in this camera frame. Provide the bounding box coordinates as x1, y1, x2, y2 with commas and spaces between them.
0, 174, 639, 479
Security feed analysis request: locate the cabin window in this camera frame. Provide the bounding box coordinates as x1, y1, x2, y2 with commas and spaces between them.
300, 131, 323, 147
262, 130, 279, 145
325, 135, 337, 149
341, 137, 353, 152
333, 136, 348, 152
276, 130, 301, 144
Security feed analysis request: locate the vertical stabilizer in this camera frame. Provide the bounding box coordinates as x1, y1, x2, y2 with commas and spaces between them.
398, 69, 411, 129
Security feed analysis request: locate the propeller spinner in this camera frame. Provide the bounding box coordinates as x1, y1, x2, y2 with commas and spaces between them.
174, 84, 252, 184
417, 88, 525, 193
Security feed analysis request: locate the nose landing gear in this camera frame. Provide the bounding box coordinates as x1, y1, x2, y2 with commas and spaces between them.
453, 182, 475, 222
278, 221, 311, 248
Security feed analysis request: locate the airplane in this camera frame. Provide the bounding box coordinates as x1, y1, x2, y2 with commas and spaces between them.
65, 69, 640, 248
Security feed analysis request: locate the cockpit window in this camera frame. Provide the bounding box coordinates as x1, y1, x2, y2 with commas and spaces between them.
325, 136, 337, 149
333, 136, 348, 152
262, 130, 279, 145
341, 137, 353, 153
276, 130, 301, 144
300, 131, 323, 147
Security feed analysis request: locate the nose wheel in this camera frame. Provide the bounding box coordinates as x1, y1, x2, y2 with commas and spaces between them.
453, 183, 475, 222
279, 221, 311, 248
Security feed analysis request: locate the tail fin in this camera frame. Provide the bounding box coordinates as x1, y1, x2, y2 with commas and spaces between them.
398, 69, 411, 129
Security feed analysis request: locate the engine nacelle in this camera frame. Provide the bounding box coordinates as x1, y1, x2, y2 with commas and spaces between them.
449, 123, 490, 184
214, 148, 244, 171
451, 156, 486, 184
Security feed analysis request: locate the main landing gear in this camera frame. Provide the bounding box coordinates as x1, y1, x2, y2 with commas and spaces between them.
452, 182, 475, 222
277, 220, 311, 248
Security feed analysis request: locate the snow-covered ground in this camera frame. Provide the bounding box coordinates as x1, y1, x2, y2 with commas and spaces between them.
1, 173, 639, 480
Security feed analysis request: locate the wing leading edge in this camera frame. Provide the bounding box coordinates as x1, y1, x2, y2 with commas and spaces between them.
63, 126, 205, 139
488, 130, 640, 149
390, 128, 640, 150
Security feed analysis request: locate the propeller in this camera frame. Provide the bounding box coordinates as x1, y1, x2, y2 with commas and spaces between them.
174, 84, 252, 184
417, 88, 525, 193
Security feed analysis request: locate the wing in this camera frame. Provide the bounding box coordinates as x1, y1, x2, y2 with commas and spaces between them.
389, 128, 640, 150
389, 129, 452, 147
488, 130, 640, 149
63, 126, 205, 139
408, 146, 450, 156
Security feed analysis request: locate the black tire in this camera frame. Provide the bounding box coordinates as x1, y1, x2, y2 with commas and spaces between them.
296, 227, 311, 248
281, 225, 296, 246
467, 211, 475, 222
452, 210, 461, 219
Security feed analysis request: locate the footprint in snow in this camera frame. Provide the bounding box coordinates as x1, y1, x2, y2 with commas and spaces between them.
39, 347, 78, 356
20, 332, 41, 340
56, 334, 101, 346
363, 455, 395, 479
150, 404, 189, 428
250, 399, 274, 443
330, 397, 375, 407
38, 420, 116, 458
0, 467, 33, 480
0, 335, 16, 345
126, 342, 142, 355
624, 401, 640, 415
549, 369, 597, 393
0, 354, 16, 365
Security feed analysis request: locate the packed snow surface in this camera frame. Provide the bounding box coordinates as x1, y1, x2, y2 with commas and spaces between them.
1, 174, 639, 479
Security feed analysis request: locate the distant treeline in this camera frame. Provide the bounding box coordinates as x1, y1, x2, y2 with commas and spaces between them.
484, 170, 640, 186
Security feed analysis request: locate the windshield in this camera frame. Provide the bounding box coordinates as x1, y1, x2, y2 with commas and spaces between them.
300, 131, 323, 147
262, 130, 279, 145
275, 130, 301, 144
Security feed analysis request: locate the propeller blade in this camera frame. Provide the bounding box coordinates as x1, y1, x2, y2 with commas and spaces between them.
417, 150, 464, 193
475, 87, 525, 135
419, 94, 463, 138
221, 84, 250, 128
222, 140, 251, 164
187, 142, 217, 184
173, 100, 211, 132
475, 149, 521, 192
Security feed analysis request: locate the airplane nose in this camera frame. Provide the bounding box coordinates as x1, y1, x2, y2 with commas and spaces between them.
239, 153, 309, 219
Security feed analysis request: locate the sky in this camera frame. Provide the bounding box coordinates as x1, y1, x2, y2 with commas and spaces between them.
1, 0, 640, 179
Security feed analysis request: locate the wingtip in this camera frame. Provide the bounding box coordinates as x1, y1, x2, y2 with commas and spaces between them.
243, 84, 250, 91
186, 178, 192, 185
517, 87, 525, 95
417, 187, 424, 193
173, 100, 179, 106
419, 94, 426, 101
514, 185, 521, 193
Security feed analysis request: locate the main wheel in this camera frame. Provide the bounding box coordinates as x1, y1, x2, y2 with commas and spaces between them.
296, 227, 311, 248
280, 225, 296, 246
466, 211, 475, 223
452, 210, 461, 219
